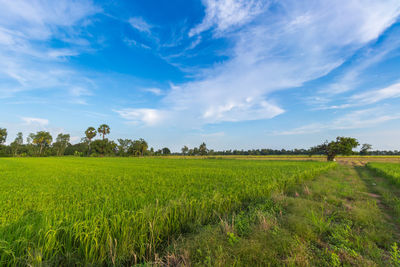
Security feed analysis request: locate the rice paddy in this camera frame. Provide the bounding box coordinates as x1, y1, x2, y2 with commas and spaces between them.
0, 157, 335, 265
366, 162, 400, 186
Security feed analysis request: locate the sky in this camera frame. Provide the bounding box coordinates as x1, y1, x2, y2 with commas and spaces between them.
1, 0, 400, 152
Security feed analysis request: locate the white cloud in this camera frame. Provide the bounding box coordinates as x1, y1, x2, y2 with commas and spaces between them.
136, 0, 400, 127
318, 31, 400, 96
69, 86, 92, 97
21, 117, 49, 126
144, 87, 164, 96
189, 0, 265, 37
0, 0, 100, 40
0, 0, 100, 100
314, 82, 400, 110
352, 82, 400, 105
128, 17, 152, 33
114, 108, 166, 126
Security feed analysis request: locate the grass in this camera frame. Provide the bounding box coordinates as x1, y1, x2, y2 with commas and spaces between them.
164, 165, 400, 266
367, 162, 400, 185
363, 163, 400, 229
0, 157, 335, 265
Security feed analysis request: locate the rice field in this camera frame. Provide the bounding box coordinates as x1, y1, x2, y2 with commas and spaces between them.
366, 162, 400, 185
0, 158, 335, 265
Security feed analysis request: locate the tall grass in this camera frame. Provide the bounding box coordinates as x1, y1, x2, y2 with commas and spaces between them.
0, 158, 335, 265
366, 162, 400, 186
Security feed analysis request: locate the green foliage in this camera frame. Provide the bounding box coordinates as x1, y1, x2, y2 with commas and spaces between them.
360, 143, 372, 155
0, 128, 7, 145
0, 158, 334, 265
181, 145, 189, 155
199, 142, 208, 156
10, 132, 23, 156
91, 139, 117, 156
330, 251, 341, 267
97, 124, 110, 140
227, 232, 239, 245
311, 136, 359, 161
31, 131, 53, 156
85, 127, 97, 141
391, 242, 400, 266
53, 133, 70, 156
161, 147, 171, 155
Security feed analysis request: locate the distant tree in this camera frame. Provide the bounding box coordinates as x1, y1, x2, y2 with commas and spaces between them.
181, 145, 189, 156
129, 140, 142, 156
97, 124, 110, 140
199, 142, 208, 156
27, 133, 35, 144
117, 139, 132, 156
311, 137, 359, 161
53, 133, 70, 156
162, 147, 171, 155
85, 127, 97, 155
91, 139, 117, 156
0, 128, 7, 145
138, 138, 148, 156
32, 131, 53, 156
360, 143, 372, 156
65, 141, 89, 156
10, 132, 23, 156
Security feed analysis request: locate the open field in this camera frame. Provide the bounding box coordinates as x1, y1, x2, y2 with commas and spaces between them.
0, 158, 334, 265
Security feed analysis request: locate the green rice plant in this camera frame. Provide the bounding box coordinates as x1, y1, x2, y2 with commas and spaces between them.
366, 162, 400, 186
0, 157, 335, 265
391, 242, 400, 266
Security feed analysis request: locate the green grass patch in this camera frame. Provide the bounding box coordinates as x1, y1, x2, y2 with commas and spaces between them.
0, 158, 334, 265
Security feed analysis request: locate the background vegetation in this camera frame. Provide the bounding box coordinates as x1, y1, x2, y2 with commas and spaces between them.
1, 126, 398, 158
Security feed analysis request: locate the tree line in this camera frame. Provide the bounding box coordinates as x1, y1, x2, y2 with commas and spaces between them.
0, 127, 398, 160
0, 125, 164, 157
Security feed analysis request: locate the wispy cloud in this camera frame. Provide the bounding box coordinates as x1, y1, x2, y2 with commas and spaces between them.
114, 108, 166, 126
352, 82, 400, 104
128, 17, 152, 33
0, 0, 101, 100
144, 87, 164, 96
189, 0, 265, 37
314, 82, 400, 110
21, 117, 49, 126
318, 28, 400, 97
118, 0, 400, 127
277, 108, 400, 135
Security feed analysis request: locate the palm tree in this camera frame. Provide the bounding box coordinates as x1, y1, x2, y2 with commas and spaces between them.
85, 127, 97, 155
97, 124, 110, 140
139, 138, 148, 156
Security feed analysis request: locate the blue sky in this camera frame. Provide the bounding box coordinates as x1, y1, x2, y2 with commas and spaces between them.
1, 0, 400, 151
